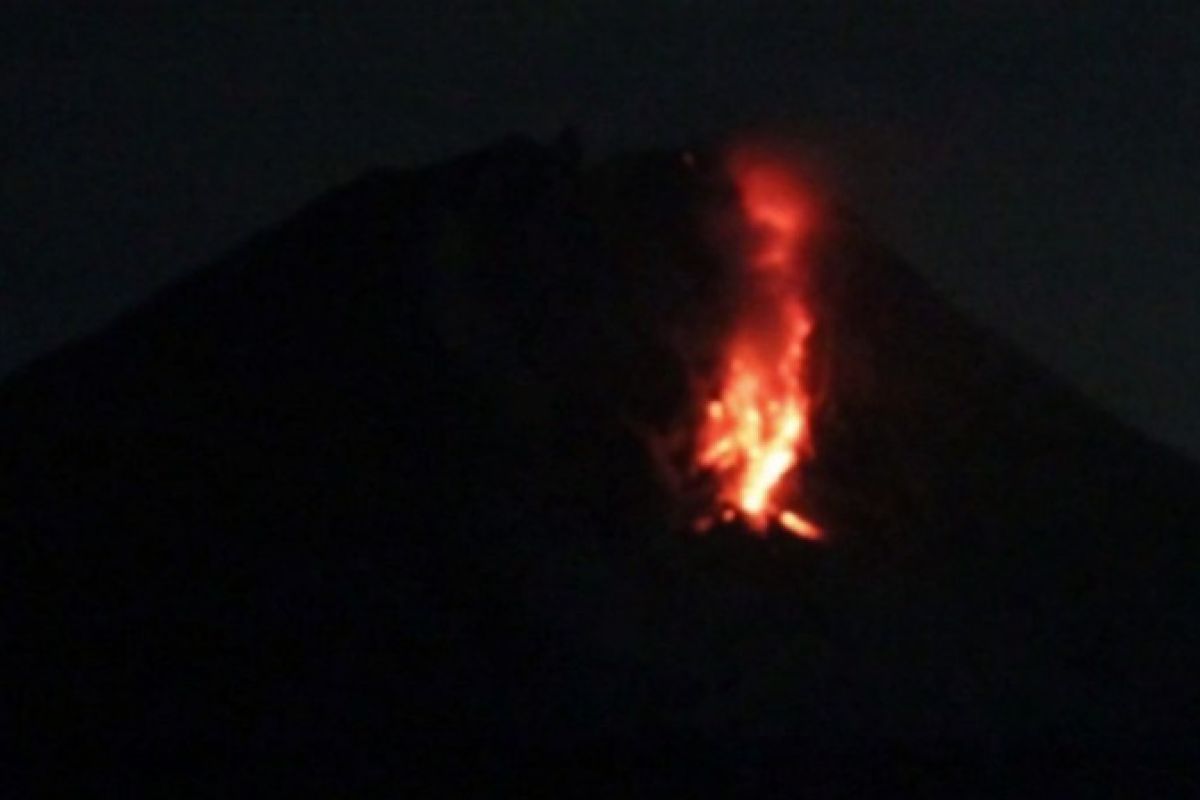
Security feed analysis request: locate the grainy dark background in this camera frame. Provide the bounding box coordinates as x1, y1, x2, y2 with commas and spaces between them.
4, 1, 1198, 455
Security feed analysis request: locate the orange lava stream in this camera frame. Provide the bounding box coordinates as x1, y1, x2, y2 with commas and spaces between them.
694, 156, 822, 540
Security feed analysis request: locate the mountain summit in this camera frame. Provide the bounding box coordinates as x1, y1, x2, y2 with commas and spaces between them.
6, 136, 1198, 795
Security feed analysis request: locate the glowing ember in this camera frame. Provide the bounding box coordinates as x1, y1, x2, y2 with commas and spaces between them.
693, 154, 822, 540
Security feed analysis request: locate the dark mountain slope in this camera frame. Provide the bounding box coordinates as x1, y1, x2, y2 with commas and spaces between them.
4, 136, 1198, 795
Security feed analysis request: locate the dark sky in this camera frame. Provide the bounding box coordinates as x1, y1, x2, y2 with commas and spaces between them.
4, 2, 1198, 457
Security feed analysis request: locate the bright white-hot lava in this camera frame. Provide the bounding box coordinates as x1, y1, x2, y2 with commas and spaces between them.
693, 154, 822, 540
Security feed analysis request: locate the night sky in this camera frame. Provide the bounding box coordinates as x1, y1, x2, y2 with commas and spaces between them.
4, 3, 1198, 457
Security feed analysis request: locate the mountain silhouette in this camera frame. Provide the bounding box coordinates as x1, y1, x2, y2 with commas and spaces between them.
6, 135, 1198, 796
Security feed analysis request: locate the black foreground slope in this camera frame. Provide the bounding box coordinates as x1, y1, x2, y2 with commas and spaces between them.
5, 137, 1199, 794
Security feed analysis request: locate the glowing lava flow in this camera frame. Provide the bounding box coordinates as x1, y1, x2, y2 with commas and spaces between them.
694, 156, 822, 540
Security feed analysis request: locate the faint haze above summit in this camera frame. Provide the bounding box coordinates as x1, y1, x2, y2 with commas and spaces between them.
3, 2, 1198, 457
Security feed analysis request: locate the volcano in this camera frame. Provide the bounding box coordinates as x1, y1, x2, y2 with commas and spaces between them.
6, 135, 1199, 796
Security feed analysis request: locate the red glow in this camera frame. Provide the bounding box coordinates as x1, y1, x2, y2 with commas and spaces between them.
693, 153, 822, 540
